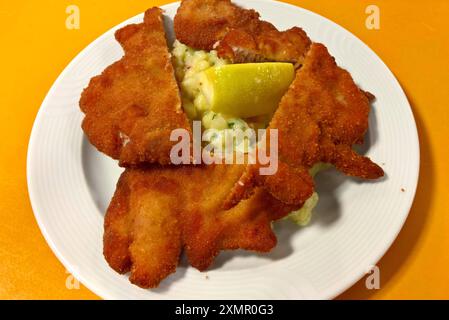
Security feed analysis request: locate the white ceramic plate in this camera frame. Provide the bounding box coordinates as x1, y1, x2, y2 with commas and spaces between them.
27, 0, 419, 299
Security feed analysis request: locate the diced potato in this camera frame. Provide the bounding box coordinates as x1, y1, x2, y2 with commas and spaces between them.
202, 111, 228, 130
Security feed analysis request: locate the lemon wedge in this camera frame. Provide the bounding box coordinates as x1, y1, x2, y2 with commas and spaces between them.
198, 63, 295, 118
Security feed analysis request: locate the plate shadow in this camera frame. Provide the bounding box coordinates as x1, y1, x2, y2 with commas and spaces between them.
338, 88, 432, 300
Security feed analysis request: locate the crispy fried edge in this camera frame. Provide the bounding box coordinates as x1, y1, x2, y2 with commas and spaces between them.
223, 43, 384, 209
80, 8, 191, 167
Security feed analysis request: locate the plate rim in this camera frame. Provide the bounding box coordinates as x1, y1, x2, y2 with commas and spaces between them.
27, 0, 420, 300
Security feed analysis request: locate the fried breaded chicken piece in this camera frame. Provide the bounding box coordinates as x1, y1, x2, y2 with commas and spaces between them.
104, 164, 294, 288
174, 0, 311, 66
224, 43, 384, 209
80, 8, 191, 167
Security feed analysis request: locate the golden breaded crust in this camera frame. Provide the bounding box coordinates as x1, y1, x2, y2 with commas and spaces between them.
103, 164, 294, 288
174, 0, 311, 65
104, 168, 183, 288
174, 0, 264, 51
80, 8, 191, 167
224, 43, 384, 209
217, 26, 311, 66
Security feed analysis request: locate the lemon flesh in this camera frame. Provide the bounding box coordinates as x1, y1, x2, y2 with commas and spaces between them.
198, 63, 295, 119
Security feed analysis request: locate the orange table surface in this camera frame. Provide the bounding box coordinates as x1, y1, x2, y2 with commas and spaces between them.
0, 0, 448, 300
